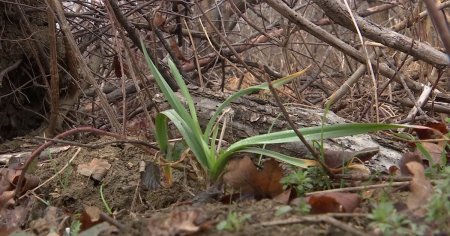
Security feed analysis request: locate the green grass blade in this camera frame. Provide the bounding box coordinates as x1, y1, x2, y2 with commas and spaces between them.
167, 58, 201, 132
155, 113, 170, 153
228, 123, 426, 151
204, 68, 309, 140
237, 147, 318, 168
141, 41, 192, 123
159, 109, 211, 169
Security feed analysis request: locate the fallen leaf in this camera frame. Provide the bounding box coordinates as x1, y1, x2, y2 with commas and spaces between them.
223, 156, 257, 195
153, 12, 166, 27
308, 192, 361, 214
416, 142, 445, 166
79, 205, 103, 231
406, 161, 432, 216
414, 122, 447, 140
223, 156, 283, 199
323, 148, 379, 169
140, 161, 161, 191
169, 38, 189, 63
0, 168, 39, 207
148, 210, 209, 236
272, 188, 293, 204
388, 165, 400, 176
398, 152, 422, 176
345, 163, 371, 176
112, 55, 126, 78
77, 158, 111, 181
253, 159, 284, 198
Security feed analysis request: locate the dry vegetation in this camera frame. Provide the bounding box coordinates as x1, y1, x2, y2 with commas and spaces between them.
0, 0, 449, 235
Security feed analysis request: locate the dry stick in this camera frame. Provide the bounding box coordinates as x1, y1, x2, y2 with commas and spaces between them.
260, 215, 367, 236
312, 0, 450, 67
305, 181, 409, 196
51, 0, 121, 132
14, 127, 152, 197
195, 1, 264, 82
358, 49, 411, 121
0, 59, 21, 87
227, 0, 281, 44
392, 1, 450, 31
342, 0, 379, 122
29, 147, 82, 194
35, 136, 158, 150
104, 1, 157, 133
265, 74, 334, 176
335, 174, 412, 182
183, 19, 204, 87
106, 0, 178, 90
263, 0, 423, 92
99, 212, 126, 232
423, 0, 450, 55
325, 53, 375, 107
380, 48, 431, 121
404, 85, 434, 122
47, 1, 59, 135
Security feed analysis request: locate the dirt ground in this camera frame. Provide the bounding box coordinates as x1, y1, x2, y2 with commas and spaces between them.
1, 135, 373, 235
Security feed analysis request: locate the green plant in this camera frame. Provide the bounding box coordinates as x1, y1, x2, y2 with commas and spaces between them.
281, 170, 313, 196
369, 201, 426, 235
142, 41, 430, 181
216, 212, 251, 231
58, 165, 73, 190
100, 184, 112, 215
281, 167, 331, 196
425, 166, 450, 232
70, 219, 81, 236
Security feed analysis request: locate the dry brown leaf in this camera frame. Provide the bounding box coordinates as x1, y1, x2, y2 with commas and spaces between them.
153, 12, 166, 27
253, 159, 284, 198
416, 142, 445, 166
223, 156, 283, 199
77, 158, 111, 181
148, 210, 208, 236
414, 122, 447, 140
398, 152, 422, 176
169, 38, 188, 63
272, 188, 293, 204
223, 156, 257, 195
308, 192, 361, 214
0, 167, 39, 206
79, 205, 103, 231
345, 163, 371, 176
388, 165, 400, 176
324, 148, 378, 169
406, 161, 432, 216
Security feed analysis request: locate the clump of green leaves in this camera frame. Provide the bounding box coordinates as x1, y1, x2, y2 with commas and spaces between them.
281, 170, 313, 196
281, 167, 331, 196
216, 212, 251, 232
425, 166, 450, 232
369, 201, 426, 235
142, 40, 427, 181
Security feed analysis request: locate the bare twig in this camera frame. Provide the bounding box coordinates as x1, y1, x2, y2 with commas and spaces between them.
265, 73, 334, 176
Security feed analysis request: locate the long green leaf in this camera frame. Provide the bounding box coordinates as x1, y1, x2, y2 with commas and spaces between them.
228, 123, 426, 151
167, 59, 202, 135
158, 110, 212, 169
203, 67, 309, 140
141, 41, 192, 127
155, 113, 170, 153
237, 147, 318, 168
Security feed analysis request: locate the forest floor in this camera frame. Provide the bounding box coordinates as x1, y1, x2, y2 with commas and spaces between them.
1, 130, 449, 235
